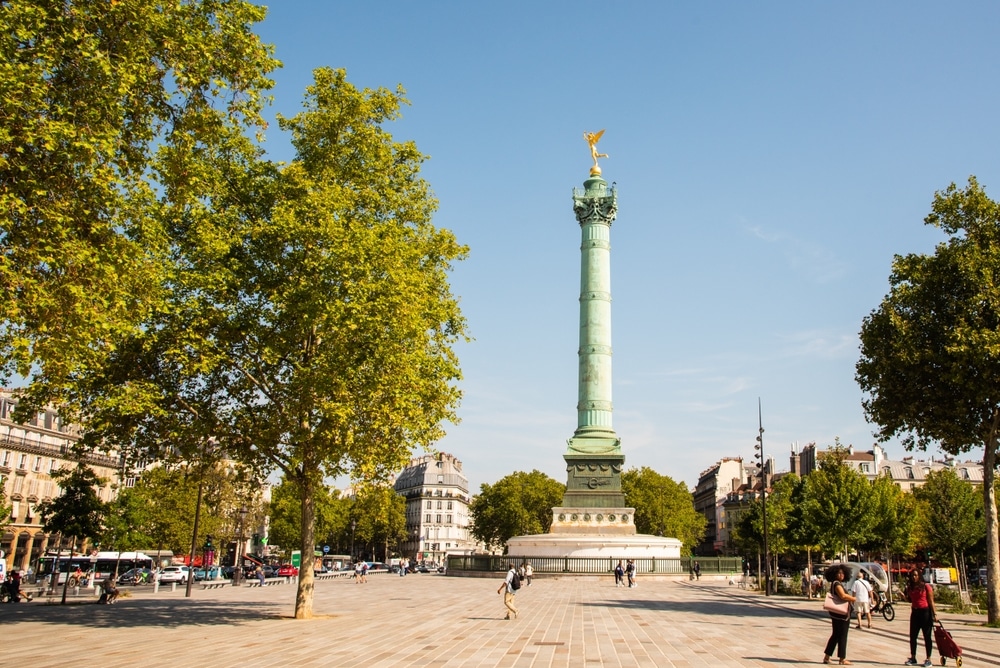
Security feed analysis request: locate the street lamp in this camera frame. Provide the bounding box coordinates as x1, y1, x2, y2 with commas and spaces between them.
234, 505, 248, 586
351, 520, 356, 563
754, 398, 771, 597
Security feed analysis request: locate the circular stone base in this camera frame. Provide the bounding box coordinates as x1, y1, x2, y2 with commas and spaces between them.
505, 533, 682, 559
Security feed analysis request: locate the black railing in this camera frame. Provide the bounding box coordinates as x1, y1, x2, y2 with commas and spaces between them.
447, 555, 741, 576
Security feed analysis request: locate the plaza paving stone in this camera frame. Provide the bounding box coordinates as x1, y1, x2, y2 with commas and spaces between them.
2, 574, 998, 667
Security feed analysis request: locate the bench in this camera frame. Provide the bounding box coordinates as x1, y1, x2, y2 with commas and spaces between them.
245, 579, 284, 588
200, 582, 229, 590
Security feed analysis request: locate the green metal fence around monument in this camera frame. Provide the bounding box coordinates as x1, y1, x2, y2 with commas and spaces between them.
446, 555, 741, 577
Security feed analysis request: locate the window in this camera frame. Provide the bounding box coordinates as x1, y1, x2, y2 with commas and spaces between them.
447, 501, 453, 510
446, 515, 452, 524
882, 467, 891, 476
860, 463, 870, 473
48, 459, 56, 473
425, 514, 431, 522
962, 468, 971, 480
426, 501, 432, 509
1, 451, 8, 466
33, 456, 42, 472
436, 514, 442, 523
438, 475, 444, 483
436, 501, 442, 510
905, 467, 914, 479
17, 454, 26, 470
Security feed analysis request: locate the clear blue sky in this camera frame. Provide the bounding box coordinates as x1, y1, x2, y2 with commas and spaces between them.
256, 1, 1000, 492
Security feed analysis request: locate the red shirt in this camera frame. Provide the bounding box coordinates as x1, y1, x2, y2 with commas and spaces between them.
907, 582, 931, 609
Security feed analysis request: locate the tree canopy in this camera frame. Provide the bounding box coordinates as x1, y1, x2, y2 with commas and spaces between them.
915, 469, 983, 572
469, 470, 565, 552
0, 0, 278, 408
857, 176, 1000, 622
37, 463, 107, 546
799, 446, 877, 555
620, 466, 705, 554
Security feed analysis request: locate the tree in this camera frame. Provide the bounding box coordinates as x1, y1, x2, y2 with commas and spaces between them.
856, 176, 1000, 622
0, 0, 279, 410
36, 463, 108, 603
351, 484, 407, 563
915, 469, 983, 590
620, 467, 706, 554
179, 68, 465, 619
799, 445, 878, 556
268, 477, 351, 557
865, 474, 918, 585
469, 471, 565, 552
53, 67, 466, 620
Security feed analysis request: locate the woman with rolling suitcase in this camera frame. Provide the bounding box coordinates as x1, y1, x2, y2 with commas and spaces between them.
903, 569, 937, 667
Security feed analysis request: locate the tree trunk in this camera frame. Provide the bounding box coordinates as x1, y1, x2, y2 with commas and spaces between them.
295, 471, 316, 619
983, 436, 999, 624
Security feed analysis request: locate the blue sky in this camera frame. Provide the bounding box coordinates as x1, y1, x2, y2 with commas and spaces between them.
256, 1, 1000, 492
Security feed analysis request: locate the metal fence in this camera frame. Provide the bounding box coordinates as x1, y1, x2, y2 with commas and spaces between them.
446, 555, 741, 576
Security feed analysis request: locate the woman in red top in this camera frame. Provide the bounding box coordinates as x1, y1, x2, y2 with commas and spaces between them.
904, 568, 936, 667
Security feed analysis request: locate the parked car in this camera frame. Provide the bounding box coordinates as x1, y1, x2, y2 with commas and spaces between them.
276, 564, 299, 577
194, 566, 221, 581
414, 564, 430, 573
159, 566, 192, 583
117, 568, 152, 585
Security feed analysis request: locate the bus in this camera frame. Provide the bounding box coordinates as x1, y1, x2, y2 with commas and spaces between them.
37, 551, 169, 585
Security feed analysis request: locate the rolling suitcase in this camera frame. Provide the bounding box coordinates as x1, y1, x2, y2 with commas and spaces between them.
934, 621, 962, 667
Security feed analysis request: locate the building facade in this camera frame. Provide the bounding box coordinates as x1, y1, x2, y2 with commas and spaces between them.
0, 390, 120, 573
393, 452, 475, 566
692, 457, 754, 555
794, 442, 984, 490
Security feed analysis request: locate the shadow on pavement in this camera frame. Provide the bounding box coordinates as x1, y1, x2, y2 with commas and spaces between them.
581, 598, 807, 619
0, 598, 289, 628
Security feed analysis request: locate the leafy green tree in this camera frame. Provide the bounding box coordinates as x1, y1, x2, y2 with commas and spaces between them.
621, 466, 706, 554
351, 484, 407, 562
57, 67, 466, 620
269, 477, 350, 557
36, 463, 108, 602
469, 470, 565, 552
856, 177, 1000, 622
866, 474, 918, 579
0, 0, 278, 407
915, 470, 983, 580
176, 68, 464, 619
104, 464, 248, 554
800, 445, 877, 556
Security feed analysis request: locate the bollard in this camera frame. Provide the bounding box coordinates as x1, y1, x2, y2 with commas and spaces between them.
153, 580, 159, 594
171, 582, 177, 592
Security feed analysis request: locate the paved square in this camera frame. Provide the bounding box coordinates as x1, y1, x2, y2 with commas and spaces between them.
2, 574, 996, 667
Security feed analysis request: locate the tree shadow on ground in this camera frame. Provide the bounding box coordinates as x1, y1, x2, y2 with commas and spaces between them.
581, 597, 813, 620
0, 598, 294, 628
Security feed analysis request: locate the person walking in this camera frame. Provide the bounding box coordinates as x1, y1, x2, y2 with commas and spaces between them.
523, 561, 533, 586
852, 570, 873, 629
904, 568, 937, 666
497, 562, 520, 620
693, 561, 701, 580
614, 560, 625, 587
822, 563, 856, 665
256, 564, 265, 586
625, 560, 636, 588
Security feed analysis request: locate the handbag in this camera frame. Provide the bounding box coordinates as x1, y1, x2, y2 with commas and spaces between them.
824, 585, 851, 618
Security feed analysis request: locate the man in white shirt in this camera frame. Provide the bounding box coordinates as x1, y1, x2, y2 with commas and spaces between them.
852, 570, 873, 629
496, 562, 519, 620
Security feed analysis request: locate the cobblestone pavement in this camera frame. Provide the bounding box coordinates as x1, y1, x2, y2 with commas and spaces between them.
2, 574, 997, 667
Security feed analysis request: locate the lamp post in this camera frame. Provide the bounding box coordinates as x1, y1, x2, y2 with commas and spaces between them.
234, 505, 248, 586
350, 520, 356, 563
754, 398, 771, 596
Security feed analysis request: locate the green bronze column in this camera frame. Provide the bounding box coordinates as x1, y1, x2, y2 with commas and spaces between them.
557, 132, 630, 520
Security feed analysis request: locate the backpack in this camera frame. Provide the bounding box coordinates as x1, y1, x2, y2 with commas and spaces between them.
509, 569, 521, 591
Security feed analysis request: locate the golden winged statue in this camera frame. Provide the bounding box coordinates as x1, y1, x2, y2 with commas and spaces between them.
584, 130, 608, 174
